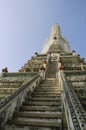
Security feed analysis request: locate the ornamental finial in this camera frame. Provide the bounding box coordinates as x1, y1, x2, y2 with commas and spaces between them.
50, 23, 61, 37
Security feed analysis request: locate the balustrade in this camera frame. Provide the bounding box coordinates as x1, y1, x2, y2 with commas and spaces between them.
59, 71, 86, 130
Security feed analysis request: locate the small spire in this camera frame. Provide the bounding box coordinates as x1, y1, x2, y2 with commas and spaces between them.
50, 23, 61, 37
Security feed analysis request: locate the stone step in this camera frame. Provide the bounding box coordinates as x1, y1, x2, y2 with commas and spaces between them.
23, 101, 61, 106
27, 97, 61, 101
32, 94, 61, 98
48, 65, 57, 67
47, 74, 56, 76
34, 89, 61, 94
43, 78, 55, 82
33, 92, 61, 95
34, 88, 61, 93
48, 74, 56, 76
40, 82, 56, 85
48, 73, 56, 76
47, 72, 57, 74
37, 87, 59, 89
13, 111, 61, 119
8, 118, 61, 127
32, 94, 61, 97
48, 72, 56, 75
48, 63, 57, 65
45, 78, 57, 80
35, 88, 60, 91
20, 106, 61, 112
39, 84, 56, 87
48, 71, 56, 74
40, 80, 56, 83
48, 67, 57, 69
47, 73, 56, 75
48, 64, 57, 67
35, 88, 61, 92
35, 86, 60, 90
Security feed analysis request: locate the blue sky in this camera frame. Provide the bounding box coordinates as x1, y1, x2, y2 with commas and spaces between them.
0, 0, 86, 72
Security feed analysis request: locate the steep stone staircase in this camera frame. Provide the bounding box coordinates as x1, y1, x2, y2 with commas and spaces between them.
5, 61, 65, 130
46, 60, 57, 78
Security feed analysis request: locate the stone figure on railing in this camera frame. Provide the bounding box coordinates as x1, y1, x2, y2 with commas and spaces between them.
56, 59, 64, 80
2, 67, 8, 73
72, 50, 76, 56
39, 60, 47, 80
0, 67, 8, 77
58, 60, 64, 70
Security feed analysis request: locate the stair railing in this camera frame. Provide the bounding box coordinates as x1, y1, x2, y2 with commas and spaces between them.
0, 74, 41, 130
59, 70, 86, 130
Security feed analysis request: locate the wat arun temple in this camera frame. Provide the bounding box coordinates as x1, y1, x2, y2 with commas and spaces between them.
0, 23, 86, 130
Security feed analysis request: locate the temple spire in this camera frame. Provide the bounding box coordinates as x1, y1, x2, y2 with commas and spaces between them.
41, 23, 70, 54
50, 23, 61, 38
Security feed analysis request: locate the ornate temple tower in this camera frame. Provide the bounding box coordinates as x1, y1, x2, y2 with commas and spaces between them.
0, 23, 86, 130
41, 23, 70, 54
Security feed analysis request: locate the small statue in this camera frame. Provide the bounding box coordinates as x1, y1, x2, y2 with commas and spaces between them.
2, 67, 8, 73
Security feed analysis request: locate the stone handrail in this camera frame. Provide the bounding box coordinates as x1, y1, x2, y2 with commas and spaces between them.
59, 70, 86, 130
0, 74, 41, 129
64, 70, 86, 76
0, 74, 39, 110
1, 72, 38, 77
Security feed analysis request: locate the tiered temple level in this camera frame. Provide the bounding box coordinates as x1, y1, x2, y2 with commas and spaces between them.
19, 54, 47, 72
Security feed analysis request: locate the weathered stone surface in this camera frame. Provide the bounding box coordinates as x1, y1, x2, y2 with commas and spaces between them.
5, 64, 62, 130
1, 23, 86, 130
41, 23, 70, 54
